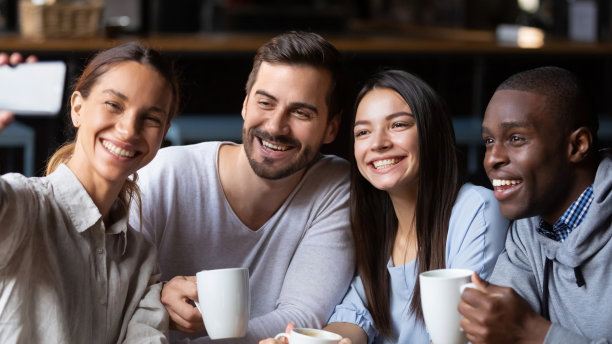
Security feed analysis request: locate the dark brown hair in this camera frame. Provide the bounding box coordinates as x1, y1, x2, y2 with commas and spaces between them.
245, 31, 346, 122
350, 70, 460, 337
46, 42, 180, 213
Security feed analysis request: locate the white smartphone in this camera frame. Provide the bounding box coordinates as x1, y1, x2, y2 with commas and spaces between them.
0, 61, 67, 116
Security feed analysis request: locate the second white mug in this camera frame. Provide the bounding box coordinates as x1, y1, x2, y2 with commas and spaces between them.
419, 268, 475, 344
195, 267, 250, 340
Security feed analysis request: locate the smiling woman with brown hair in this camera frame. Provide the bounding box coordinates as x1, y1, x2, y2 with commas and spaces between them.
0, 42, 179, 343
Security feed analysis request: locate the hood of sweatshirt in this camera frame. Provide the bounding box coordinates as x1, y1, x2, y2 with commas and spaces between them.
540, 152, 612, 267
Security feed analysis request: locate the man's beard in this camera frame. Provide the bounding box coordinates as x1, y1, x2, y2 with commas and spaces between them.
242, 126, 314, 180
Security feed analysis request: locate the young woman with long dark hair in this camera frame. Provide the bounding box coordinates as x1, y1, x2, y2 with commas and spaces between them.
323, 69, 509, 343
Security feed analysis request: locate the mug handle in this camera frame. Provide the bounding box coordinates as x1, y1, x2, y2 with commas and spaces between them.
274, 333, 290, 340
194, 300, 203, 314
460, 282, 477, 294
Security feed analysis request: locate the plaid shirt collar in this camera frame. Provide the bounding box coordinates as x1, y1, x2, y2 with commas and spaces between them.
537, 184, 594, 242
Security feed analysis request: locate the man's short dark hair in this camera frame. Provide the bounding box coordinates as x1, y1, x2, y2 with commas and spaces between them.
245, 31, 346, 122
497, 66, 599, 149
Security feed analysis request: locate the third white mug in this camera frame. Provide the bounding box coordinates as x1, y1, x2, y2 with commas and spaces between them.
419, 268, 475, 344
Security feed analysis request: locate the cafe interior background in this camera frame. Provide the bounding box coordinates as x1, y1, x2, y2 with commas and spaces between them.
0, 0, 611, 186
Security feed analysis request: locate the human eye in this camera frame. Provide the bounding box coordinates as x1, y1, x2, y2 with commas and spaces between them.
143, 113, 163, 126
104, 101, 122, 113
257, 97, 274, 109
292, 108, 313, 120
354, 128, 369, 138
482, 136, 494, 145
509, 134, 526, 145
392, 121, 410, 129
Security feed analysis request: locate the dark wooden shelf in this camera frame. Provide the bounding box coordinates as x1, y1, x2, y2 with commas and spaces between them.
1, 30, 612, 54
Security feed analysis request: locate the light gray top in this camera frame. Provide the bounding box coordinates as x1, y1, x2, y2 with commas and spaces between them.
0, 164, 168, 344
491, 153, 612, 344
132, 141, 356, 343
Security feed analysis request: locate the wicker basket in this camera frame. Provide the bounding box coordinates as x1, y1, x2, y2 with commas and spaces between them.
19, 1, 104, 39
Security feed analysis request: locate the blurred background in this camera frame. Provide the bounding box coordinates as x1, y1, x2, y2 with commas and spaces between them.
1, 0, 611, 185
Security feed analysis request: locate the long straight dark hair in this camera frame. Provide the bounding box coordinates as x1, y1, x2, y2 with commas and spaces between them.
350, 70, 460, 337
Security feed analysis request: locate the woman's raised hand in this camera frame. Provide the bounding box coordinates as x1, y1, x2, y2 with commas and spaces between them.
0, 52, 38, 65
0, 52, 38, 132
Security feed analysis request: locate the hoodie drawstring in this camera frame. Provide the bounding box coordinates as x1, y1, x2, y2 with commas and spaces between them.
574, 266, 586, 287
542, 258, 552, 319
542, 258, 586, 320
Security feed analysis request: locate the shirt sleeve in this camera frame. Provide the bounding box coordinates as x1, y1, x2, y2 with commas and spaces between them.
0, 174, 37, 266
122, 278, 169, 343
328, 276, 378, 344
446, 186, 510, 280
121, 231, 170, 343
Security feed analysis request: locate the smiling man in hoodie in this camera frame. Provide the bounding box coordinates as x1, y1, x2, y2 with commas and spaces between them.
458, 66, 611, 344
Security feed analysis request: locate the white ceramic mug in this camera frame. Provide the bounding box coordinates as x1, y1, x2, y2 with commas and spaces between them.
195, 268, 250, 340
274, 328, 342, 344
419, 268, 476, 344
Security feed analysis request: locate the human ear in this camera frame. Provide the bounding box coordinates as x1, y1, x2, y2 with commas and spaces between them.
163, 121, 172, 138
322, 114, 340, 144
241, 95, 248, 120
70, 91, 83, 128
568, 126, 593, 163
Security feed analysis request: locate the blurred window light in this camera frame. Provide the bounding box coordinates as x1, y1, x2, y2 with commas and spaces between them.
518, 0, 540, 14
517, 26, 545, 48
496, 24, 545, 48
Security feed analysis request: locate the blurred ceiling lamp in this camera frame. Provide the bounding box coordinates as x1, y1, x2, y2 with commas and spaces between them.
518, 0, 540, 14
496, 24, 545, 48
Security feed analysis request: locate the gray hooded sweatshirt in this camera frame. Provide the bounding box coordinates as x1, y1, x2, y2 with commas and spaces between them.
490, 153, 612, 344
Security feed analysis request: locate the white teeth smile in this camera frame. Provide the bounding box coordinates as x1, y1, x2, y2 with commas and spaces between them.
102, 140, 135, 158
373, 158, 400, 170
491, 179, 521, 187
262, 139, 289, 151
